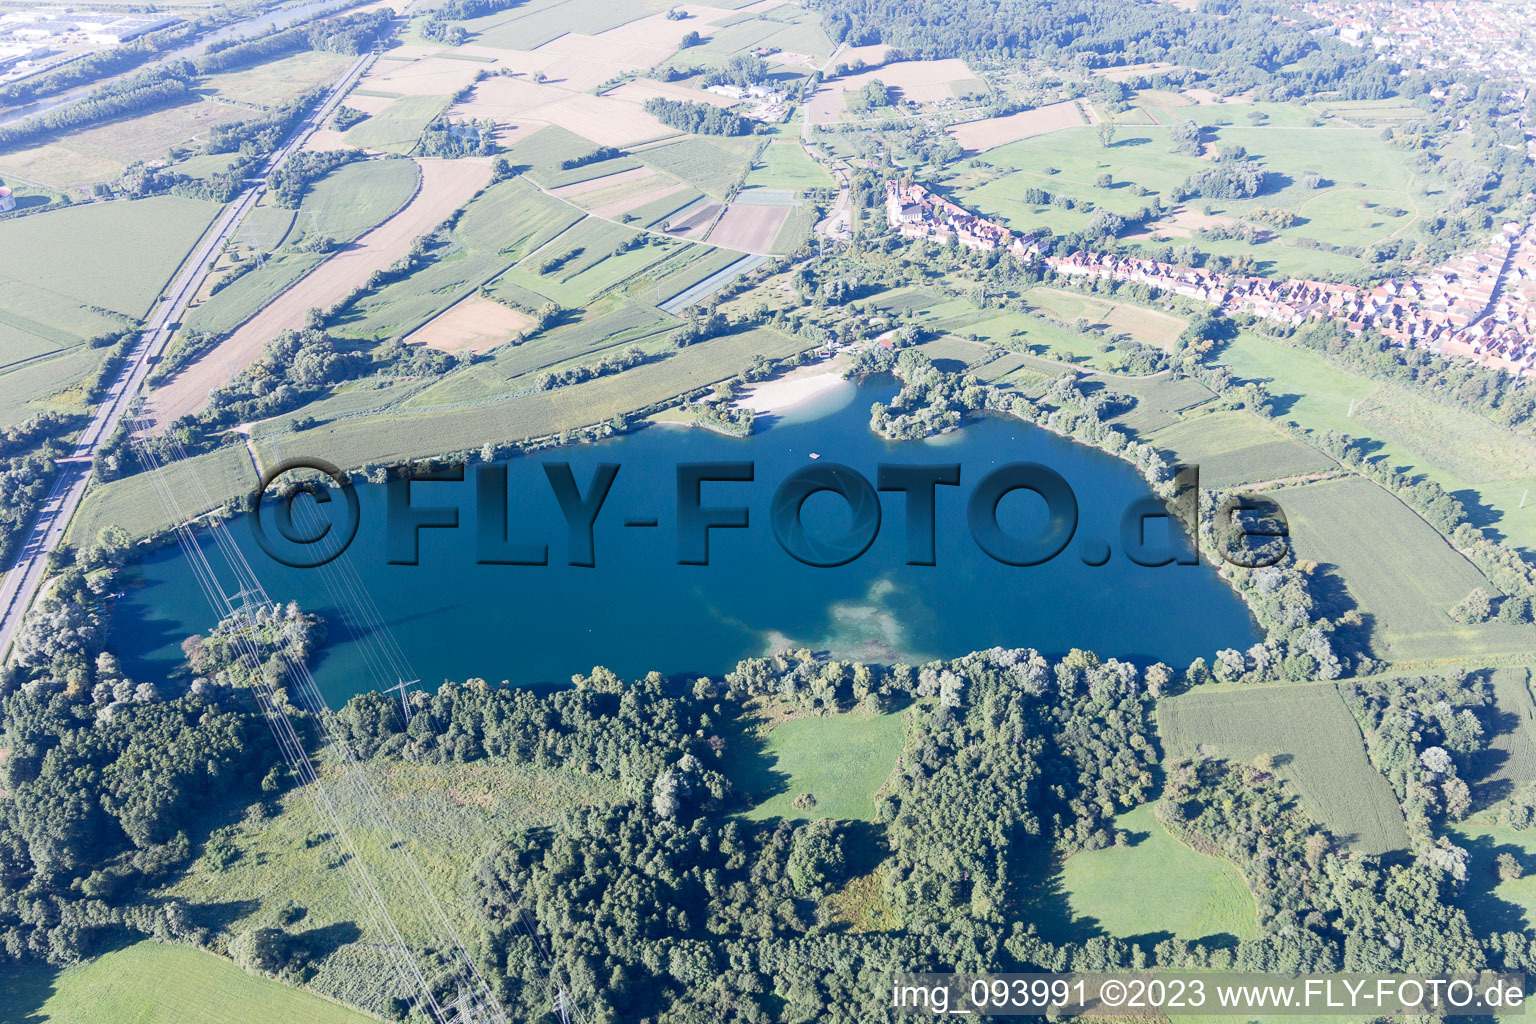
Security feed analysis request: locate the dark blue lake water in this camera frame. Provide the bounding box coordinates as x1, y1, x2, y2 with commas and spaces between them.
113, 381, 1258, 702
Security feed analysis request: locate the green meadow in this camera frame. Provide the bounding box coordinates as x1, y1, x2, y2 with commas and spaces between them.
735, 710, 907, 822
0, 941, 376, 1024
1053, 803, 1258, 943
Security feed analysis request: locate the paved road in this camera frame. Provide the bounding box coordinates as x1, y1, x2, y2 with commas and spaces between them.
0, 40, 384, 656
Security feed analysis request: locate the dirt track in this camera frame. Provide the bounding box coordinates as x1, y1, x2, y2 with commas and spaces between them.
144, 158, 493, 430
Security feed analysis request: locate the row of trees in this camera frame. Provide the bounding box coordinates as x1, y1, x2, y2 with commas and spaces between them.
0, 67, 190, 152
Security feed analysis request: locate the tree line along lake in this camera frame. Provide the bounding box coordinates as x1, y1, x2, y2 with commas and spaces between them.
112, 381, 1260, 702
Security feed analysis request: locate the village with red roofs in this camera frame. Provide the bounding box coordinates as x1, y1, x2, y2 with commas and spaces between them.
886, 178, 1536, 376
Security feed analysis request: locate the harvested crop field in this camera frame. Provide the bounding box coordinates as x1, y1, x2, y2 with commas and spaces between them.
515, 93, 674, 147
662, 201, 722, 239
405, 294, 534, 353
706, 202, 789, 251
589, 180, 689, 220
144, 158, 493, 429
446, 76, 572, 121
360, 56, 484, 96
947, 101, 1087, 153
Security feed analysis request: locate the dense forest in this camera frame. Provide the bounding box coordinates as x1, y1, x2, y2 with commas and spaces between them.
0, 524, 1528, 1020
808, 0, 1380, 98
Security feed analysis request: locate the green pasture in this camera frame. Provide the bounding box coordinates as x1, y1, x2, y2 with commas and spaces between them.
1454, 823, 1536, 936
1051, 803, 1257, 944
735, 710, 906, 822
1159, 682, 1409, 855
0, 941, 375, 1024
744, 140, 835, 192
1165, 101, 1320, 128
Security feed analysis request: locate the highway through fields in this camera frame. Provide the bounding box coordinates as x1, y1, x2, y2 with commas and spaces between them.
0, 34, 387, 655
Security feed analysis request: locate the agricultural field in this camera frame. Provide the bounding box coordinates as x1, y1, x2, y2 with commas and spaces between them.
1148, 410, 1337, 489
1022, 286, 1187, 348
0, 941, 377, 1024
1051, 804, 1257, 944
1216, 333, 1536, 553
288, 158, 422, 248
809, 59, 978, 122
149, 159, 491, 428
1478, 668, 1536, 804
1088, 369, 1216, 435
340, 94, 452, 154
707, 201, 790, 252
68, 445, 256, 544
335, 174, 584, 338
200, 50, 355, 107
1277, 476, 1536, 663
503, 125, 645, 189
249, 325, 815, 468
0, 347, 108, 427
947, 100, 1088, 153
636, 136, 757, 200
0, 196, 218, 324
735, 710, 907, 822
404, 294, 535, 353
0, 98, 251, 188
1158, 682, 1409, 855
181, 253, 326, 340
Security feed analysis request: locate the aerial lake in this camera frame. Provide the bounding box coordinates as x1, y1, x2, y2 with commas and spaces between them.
113, 381, 1259, 703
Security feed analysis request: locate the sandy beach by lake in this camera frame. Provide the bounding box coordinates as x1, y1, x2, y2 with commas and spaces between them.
735, 358, 852, 414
